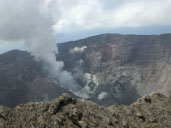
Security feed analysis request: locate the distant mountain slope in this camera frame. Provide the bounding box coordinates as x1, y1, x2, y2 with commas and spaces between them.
0, 50, 74, 107
0, 92, 171, 128
0, 33, 171, 107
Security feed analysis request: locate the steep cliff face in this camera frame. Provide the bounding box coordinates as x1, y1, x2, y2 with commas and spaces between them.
0, 93, 171, 128
57, 33, 171, 105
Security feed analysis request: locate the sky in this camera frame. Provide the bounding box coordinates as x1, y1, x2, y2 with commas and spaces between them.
0, 0, 171, 54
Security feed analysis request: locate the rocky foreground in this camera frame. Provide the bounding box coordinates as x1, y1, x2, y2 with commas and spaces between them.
0, 92, 171, 128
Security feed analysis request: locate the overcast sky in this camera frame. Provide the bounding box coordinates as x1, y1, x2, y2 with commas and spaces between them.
0, 0, 171, 53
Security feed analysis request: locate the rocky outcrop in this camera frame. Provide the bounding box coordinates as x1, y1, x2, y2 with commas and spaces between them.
0, 92, 171, 128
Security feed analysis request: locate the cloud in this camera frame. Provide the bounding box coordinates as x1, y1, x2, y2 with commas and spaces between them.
112, 0, 171, 27
51, 0, 171, 33
1, 0, 170, 41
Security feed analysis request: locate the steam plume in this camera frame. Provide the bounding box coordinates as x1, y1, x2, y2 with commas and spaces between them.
0, 0, 79, 90
98, 92, 108, 100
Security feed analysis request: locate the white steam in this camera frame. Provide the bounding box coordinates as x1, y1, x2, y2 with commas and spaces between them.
70, 46, 87, 54
0, 0, 79, 90
83, 73, 92, 85
98, 92, 108, 100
